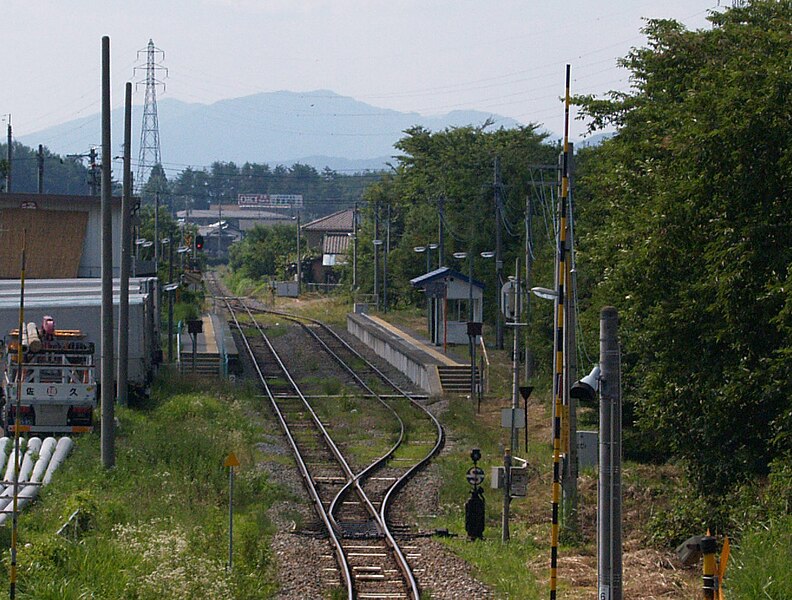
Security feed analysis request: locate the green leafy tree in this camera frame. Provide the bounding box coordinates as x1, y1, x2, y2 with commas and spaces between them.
574, 0, 792, 496
228, 223, 305, 281
346, 122, 558, 315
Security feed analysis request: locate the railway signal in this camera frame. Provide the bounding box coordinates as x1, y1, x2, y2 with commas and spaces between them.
195, 234, 204, 251
464, 448, 485, 540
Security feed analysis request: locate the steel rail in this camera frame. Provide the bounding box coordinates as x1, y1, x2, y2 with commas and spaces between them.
259, 308, 445, 596
221, 297, 354, 599
285, 318, 419, 597
227, 297, 420, 599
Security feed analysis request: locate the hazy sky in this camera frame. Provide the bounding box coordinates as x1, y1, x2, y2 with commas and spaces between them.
4, 1, 721, 142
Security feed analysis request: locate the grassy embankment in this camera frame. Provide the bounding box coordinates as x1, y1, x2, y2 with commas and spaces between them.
0, 373, 289, 599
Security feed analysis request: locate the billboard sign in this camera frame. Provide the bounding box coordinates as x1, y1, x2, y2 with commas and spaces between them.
237, 194, 304, 209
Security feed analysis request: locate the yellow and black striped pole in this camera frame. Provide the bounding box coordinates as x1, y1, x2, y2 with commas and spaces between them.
549, 64, 571, 600
10, 229, 26, 599
701, 536, 717, 600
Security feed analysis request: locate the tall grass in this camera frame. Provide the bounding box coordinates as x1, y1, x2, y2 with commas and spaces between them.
0, 374, 284, 599
727, 516, 792, 599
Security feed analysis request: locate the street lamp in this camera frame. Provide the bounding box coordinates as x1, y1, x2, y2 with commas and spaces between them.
531, 286, 558, 300
177, 245, 191, 272
373, 239, 383, 309
414, 243, 439, 336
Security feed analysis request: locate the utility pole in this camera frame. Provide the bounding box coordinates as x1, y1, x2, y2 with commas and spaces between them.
296, 211, 301, 295
6, 116, 12, 193
598, 306, 622, 600
352, 201, 358, 288
100, 35, 115, 469
154, 191, 160, 265
502, 448, 512, 543
218, 199, 223, 257
524, 193, 533, 383
118, 82, 132, 407
437, 196, 445, 267
89, 147, 98, 196
510, 258, 522, 453
37, 145, 44, 193
168, 238, 174, 361
374, 200, 379, 309
494, 157, 504, 350
383, 204, 390, 312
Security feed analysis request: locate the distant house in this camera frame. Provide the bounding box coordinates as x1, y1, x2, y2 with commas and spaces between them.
301, 208, 355, 284
197, 221, 243, 260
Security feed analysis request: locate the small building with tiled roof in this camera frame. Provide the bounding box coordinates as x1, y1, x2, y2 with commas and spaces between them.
302, 208, 356, 284
302, 208, 355, 249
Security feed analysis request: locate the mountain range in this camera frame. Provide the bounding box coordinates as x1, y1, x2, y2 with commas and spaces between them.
19, 90, 525, 173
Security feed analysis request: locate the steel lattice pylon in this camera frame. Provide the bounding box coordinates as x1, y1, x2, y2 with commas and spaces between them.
135, 39, 167, 195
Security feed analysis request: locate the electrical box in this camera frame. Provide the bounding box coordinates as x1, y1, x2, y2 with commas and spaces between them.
490, 464, 528, 497
491, 466, 503, 489
501, 407, 526, 429
510, 465, 528, 497
276, 281, 299, 297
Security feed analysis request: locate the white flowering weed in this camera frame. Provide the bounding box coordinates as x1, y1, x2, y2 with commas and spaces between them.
114, 519, 233, 599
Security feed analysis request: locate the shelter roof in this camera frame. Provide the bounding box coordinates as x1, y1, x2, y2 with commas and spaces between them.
410, 267, 485, 290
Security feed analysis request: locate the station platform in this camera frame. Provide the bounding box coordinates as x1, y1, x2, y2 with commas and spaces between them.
179, 313, 239, 376
347, 312, 478, 396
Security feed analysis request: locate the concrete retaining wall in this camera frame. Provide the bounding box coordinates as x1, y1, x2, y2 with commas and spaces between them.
347, 313, 443, 397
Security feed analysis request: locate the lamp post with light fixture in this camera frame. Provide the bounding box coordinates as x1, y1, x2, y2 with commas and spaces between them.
373, 238, 383, 310
414, 243, 439, 334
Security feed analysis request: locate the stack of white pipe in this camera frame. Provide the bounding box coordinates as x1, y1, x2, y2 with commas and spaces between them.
0, 436, 73, 525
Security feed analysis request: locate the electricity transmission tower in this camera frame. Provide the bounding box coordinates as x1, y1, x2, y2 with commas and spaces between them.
134, 39, 167, 195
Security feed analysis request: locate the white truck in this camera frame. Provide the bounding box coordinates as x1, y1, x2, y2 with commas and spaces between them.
2, 317, 97, 434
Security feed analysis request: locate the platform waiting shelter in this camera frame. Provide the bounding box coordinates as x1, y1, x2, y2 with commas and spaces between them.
410, 267, 485, 346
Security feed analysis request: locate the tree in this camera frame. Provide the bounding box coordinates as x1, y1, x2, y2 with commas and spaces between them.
574, 1, 792, 496
228, 223, 305, 281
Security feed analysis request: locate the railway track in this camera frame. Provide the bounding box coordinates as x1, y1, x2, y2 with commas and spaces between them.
212, 286, 444, 600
